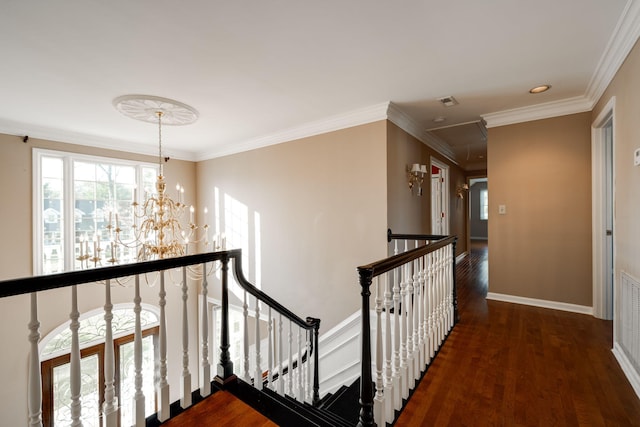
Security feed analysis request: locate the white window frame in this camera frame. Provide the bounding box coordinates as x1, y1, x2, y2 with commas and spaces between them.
33, 148, 157, 275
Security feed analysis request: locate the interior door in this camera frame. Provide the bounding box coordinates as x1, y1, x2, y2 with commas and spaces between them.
431, 166, 444, 234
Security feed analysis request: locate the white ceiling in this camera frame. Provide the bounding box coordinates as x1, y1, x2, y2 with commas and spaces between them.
0, 1, 637, 167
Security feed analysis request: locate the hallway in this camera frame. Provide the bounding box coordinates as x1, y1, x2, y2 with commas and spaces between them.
395, 242, 640, 426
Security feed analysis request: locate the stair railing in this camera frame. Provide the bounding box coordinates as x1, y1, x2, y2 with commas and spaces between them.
0, 248, 320, 426
357, 231, 458, 427
231, 252, 321, 406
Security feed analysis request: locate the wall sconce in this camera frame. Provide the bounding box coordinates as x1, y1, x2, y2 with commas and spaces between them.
456, 184, 469, 198
407, 163, 427, 196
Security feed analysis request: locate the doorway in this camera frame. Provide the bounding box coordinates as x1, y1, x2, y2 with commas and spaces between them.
430, 158, 449, 235
592, 97, 615, 320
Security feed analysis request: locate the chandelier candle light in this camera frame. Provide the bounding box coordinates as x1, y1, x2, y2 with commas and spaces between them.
77, 95, 219, 268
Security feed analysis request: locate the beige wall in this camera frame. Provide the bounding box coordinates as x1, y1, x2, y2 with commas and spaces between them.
0, 134, 200, 426
196, 121, 388, 332
593, 39, 640, 319
386, 122, 468, 255
487, 112, 593, 306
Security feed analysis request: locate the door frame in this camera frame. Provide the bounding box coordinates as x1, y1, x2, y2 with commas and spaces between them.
591, 96, 616, 320
430, 157, 450, 235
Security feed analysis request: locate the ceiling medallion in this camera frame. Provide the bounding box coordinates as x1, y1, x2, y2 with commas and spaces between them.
113, 95, 199, 126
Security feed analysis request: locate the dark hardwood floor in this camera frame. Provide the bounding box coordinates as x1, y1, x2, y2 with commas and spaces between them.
162, 390, 277, 427
395, 240, 640, 426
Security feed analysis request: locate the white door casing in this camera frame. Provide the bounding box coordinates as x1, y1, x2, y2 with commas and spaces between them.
430, 158, 450, 235
592, 96, 616, 321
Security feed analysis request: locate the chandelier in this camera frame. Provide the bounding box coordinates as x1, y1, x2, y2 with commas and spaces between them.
77, 95, 216, 268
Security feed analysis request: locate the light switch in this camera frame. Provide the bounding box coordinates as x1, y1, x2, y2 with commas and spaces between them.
634, 148, 640, 166
498, 204, 507, 215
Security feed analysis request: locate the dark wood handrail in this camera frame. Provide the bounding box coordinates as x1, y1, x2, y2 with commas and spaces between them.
360, 235, 457, 278
232, 251, 321, 404
387, 228, 447, 243
232, 252, 319, 331
357, 232, 458, 427
0, 251, 231, 299
1, 248, 323, 410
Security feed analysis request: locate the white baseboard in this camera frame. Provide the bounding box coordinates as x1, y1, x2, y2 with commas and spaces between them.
613, 343, 640, 400
456, 252, 468, 263
486, 292, 593, 315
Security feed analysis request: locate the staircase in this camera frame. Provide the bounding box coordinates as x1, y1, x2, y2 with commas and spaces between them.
224, 377, 357, 427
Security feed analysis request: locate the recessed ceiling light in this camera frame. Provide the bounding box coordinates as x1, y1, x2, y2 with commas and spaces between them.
529, 84, 551, 94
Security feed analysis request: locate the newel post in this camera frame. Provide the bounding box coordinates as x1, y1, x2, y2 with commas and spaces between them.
307, 316, 321, 406
358, 268, 377, 427
216, 254, 235, 384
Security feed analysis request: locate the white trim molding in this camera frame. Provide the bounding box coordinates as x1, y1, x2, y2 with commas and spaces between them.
486, 292, 593, 316
386, 102, 457, 162
196, 102, 390, 161
591, 97, 616, 320
482, 96, 592, 129
613, 343, 640, 400
483, 0, 640, 129
585, 0, 640, 103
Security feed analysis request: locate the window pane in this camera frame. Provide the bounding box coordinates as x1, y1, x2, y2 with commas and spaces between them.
480, 189, 488, 220
119, 335, 156, 425
42, 158, 64, 274
42, 308, 159, 358
53, 354, 100, 427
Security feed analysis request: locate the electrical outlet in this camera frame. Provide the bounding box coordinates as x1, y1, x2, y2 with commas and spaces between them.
498, 205, 507, 215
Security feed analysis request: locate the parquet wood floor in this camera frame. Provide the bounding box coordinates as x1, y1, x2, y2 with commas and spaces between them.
395, 241, 640, 426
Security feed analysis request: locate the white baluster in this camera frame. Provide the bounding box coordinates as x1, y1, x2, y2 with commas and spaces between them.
399, 261, 409, 399
28, 293, 42, 427
243, 291, 250, 382
448, 244, 454, 330
181, 266, 192, 408
133, 276, 145, 427
426, 252, 435, 359
70, 285, 82, 427
103, 280, 117, 427
417, 254, 426, 370
157, 271, 170, 422
297, 326, 303, 401
277, 313, 284, 396
392, 267, 401, 409
305, 329, 311, 402
374, 277, 385, 424
255, 298, 262, 389
287, 319, 293, 396
201, 264, 211, 397
437, 248, 445, 344
412, 246, 420, 380
405, 258, 415, 387
267, 307, 273, 389
383, 274, 394, 423
421, 254, 429, 363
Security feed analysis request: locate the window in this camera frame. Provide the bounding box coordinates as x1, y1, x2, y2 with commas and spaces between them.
34, 149, 157, 274
40, 307, 159, 427
480, 189, 488, 220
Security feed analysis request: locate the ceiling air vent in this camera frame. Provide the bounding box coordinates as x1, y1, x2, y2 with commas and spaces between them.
438, 96, 458, 107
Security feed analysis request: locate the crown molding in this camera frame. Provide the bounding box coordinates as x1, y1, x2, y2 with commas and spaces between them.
484, 0, 640, 129
196, 102, 390, 161
482, 96, 593, 128
386, 102, 457, 162
585, 0, 640, 103
0, 118, 197, 161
